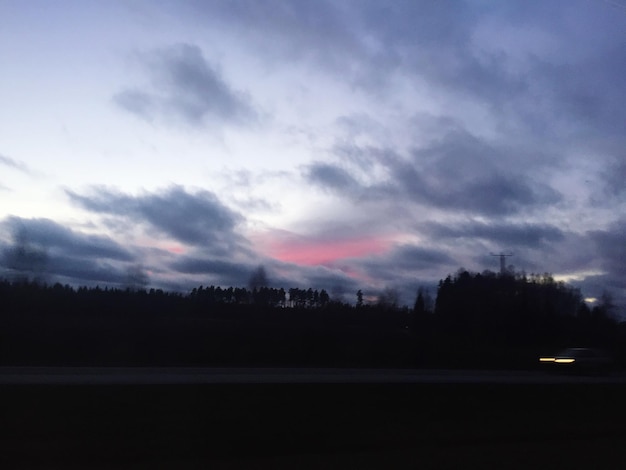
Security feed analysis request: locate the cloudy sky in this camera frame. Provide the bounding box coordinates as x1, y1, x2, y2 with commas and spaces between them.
1, 0, 624, 311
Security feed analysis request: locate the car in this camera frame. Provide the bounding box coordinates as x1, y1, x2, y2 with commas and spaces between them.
539, 348, 613, 375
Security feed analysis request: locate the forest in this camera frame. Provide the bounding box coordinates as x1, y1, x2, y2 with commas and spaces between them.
0, 269, 623, 369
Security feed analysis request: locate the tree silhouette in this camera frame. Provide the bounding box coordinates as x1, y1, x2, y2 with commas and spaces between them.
248, 265, 268, 289
0, 265, 623, 369
125, 264, 149, 292
356, 289, 363, 307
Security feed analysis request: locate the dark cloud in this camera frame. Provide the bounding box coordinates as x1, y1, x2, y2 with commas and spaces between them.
66, 186, 245, 251
574, 219, 626, 316
46, 255, 128, 285
384, 245, 453, 271
1, 216, 133, 262
114, 43, 257, 127
328, 243, 453, 306
599, 155, 626, 202
306, 162, 359, 193
396, 130, 562, 215
424, 221, 565, 249
357, 244, 452, 280
0, 216, 135, 286
310, 131, 561, 217
169, 256, 254, 287
393, 164, 559, 216
357, 1, 531, 100
590, 219, 626, 284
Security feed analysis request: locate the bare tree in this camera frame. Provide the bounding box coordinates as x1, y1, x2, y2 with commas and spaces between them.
125, 264, 149, 291
248, 265, 268, 290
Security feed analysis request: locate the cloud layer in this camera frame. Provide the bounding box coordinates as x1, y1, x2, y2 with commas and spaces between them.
1, 1, 624, 312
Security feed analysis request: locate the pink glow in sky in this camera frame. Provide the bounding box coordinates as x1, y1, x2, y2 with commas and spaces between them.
167, 245, 186, 255
258, 232, 389, 266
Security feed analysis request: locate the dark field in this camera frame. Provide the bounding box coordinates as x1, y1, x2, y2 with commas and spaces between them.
2, 383, 626, 469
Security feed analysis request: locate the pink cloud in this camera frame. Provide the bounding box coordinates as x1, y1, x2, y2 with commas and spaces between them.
165, 245, 185, 254
255, 230, 389, 266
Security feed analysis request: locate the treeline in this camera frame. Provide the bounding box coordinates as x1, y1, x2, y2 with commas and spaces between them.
411, 269, 622, 367
0, 280, 410, 367
0, 271, 623, 368
189, 285, 331, 308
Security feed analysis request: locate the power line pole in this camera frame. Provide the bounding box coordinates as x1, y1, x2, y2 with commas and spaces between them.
490, 252, 513, 275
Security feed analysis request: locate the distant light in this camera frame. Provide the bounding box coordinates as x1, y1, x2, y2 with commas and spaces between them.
539, 357, 555, 362
584, 297, 598, 304
555, 358, 575, 364
553, 270, 605, 283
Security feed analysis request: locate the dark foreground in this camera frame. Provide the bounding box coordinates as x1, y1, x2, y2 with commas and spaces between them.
2, 383, 626, 469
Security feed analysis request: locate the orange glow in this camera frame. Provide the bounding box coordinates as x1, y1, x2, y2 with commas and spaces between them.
555, 358, 575, 364
539, 357, 555, 362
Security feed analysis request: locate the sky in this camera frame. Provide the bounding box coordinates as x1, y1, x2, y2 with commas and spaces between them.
0, 0, 624, 313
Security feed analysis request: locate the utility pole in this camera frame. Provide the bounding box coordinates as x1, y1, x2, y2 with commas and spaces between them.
490, 252, 513, 275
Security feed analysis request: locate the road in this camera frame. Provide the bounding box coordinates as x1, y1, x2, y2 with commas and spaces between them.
3, 367, 626, 468
1, 366, 625, 384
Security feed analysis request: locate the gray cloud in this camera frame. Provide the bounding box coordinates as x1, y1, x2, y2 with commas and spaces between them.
1, 216, 133, 262
393, 163, 559, 216
308, 130, 562, 217
377, 244, 453, 272
590, 219, 626, 284
529, 43, 626, 140
189, 0, 525, 101
114, 43, 257, 127
0, 216, 135, 286
328, 243, 454, 306
424, 221, 565, 249
113, 90, 156, 122
0, 154, 32, 175
356, 244, 453, 280
187, 0, 368, 76
426, 222, 564, 248
599, 155, 626, 202
66, 186, 245, 251
169, 256, 255, 287
396, 130, 562, 216
306, 162, 359, 193
46, 255, 129, 285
